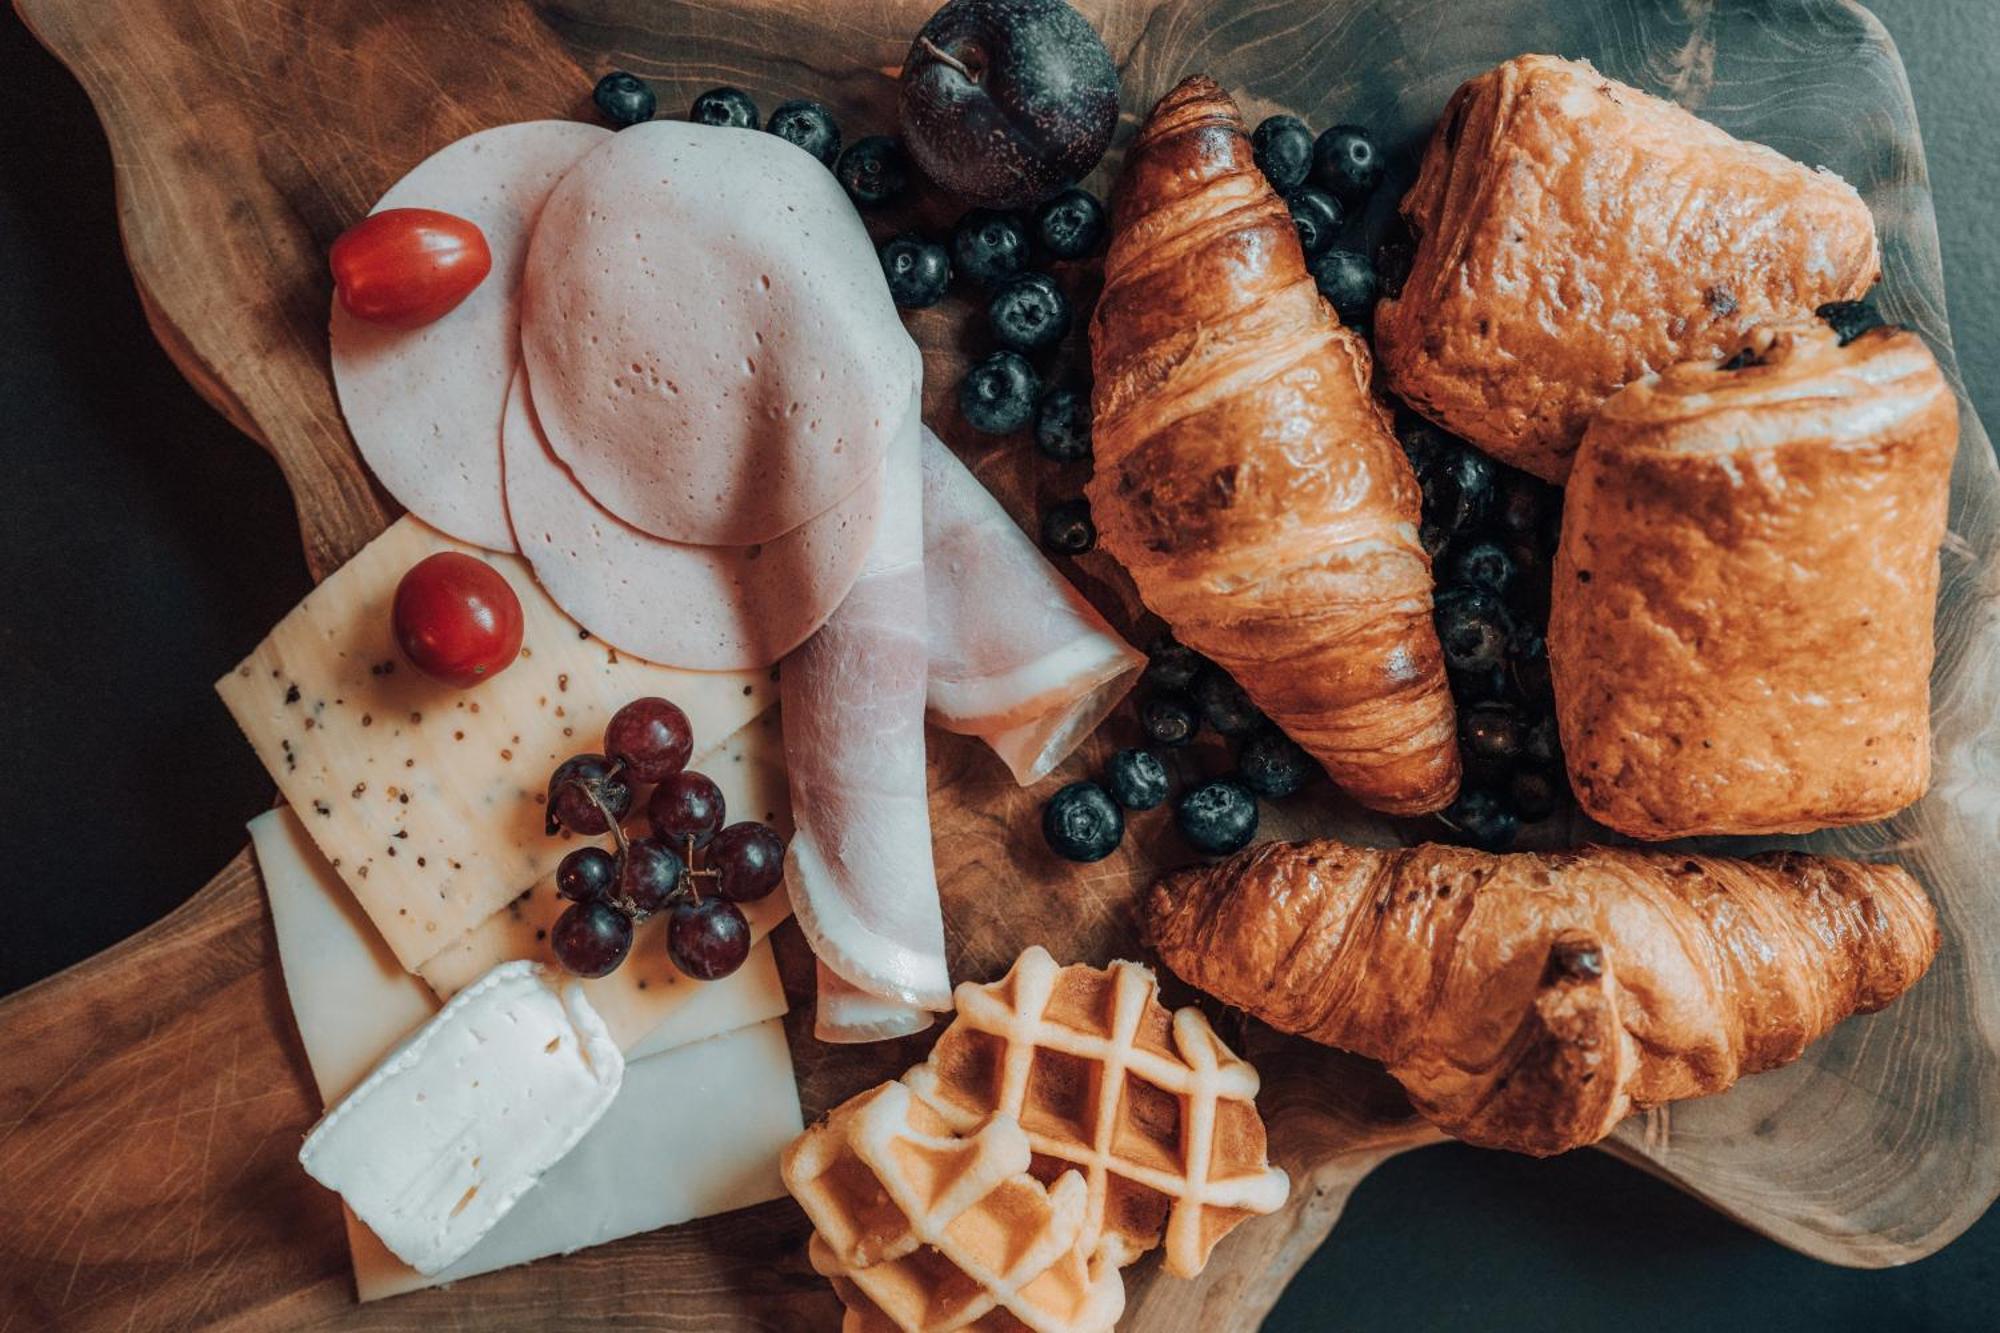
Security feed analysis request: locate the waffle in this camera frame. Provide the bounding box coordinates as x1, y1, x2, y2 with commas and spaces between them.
783, 1080, 1125, 1333
902, 946, 1290, 1278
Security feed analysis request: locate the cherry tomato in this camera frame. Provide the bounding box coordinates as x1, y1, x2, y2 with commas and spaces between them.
330, 208, 492, 329
392, 552, 524, 688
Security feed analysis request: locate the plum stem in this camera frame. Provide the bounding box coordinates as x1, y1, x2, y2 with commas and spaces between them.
918, 35, 978, 84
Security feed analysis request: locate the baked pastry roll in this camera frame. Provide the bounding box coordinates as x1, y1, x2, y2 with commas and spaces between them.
1376, 54, 1880, 484
1089, 76, 1459, 815
1550, 317, 1958, 839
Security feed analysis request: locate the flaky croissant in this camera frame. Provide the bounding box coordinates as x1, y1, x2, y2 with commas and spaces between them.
1552, 318, 1958, 839
1145, 838, 1936, 1156
1376, 54, 1880, 484
1088, 76, 1458, 815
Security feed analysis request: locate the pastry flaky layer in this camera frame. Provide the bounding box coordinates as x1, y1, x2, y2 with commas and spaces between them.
1551, 319, 1959, 840
1145, 838, 1938, 1157
1088, 75, 1459, 815
1375, 54, 1880, 484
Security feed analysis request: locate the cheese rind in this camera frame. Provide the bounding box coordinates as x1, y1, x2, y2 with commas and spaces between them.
217, 516, 776, 971
297, 960, 625, 1275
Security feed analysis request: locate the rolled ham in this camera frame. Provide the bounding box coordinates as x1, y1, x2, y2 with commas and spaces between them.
783, 404, 950, 1027
919, 430, 1144, 785
331, 121, 610, 551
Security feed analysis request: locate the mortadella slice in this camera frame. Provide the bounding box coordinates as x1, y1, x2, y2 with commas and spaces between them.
921, 430, 1145, 785
519, 121, 921, 546
782, 403, 949, 1017
500, 369, 884, 671
813, 961, 933, 1045
331, 121, 610, 551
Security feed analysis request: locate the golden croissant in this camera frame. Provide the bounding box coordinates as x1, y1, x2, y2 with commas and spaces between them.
1376, 54, 1880, 484
1552, 317, 1958, 839
1088, 75, 1458, 815
1145, 838, 1937, 1156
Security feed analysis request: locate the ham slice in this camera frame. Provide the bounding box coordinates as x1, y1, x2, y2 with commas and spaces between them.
519, 122, 921, 546
782, 405, 950, 1022
920, 430, 1144, 784
500, 369, 883, 670
331, 121, 610, 551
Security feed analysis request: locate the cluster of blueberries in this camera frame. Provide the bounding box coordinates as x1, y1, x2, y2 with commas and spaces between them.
1042, 638, 1316, 863
1247, 115, 1389, 323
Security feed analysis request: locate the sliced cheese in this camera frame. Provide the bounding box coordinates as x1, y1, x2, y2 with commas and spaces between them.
297, 961, 626, 1276
251, 805, 802, 1299
218, 515, 777, 971
419, 708, 793, 1051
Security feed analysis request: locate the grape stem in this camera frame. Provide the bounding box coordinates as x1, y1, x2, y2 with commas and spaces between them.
572, 761, 632, 859
682, 834, 720, 905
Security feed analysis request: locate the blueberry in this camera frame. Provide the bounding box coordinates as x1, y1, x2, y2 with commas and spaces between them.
690, 86, 759, 130
988, 272, 1072, 352
1312, 124, 1383, 205
1193, 665, 1263, 737
593, 72, 656, 128
1140, 692, 1201, 748
1449, 665, 1509, 705
1286, 187, 1344, 260
959, 351, 1041, 434
1523, 713, 1562, 769
1817, 298, 1884, 346
1443, 786, 1520, 851
1510, 769, 1561, 823
1508, 628, 1553, 706
1033, 188, 1106, 260
951, 209, 1031, 286
836, 135, 908, 206
1494, 470, 1558, 541
1175, 778, 1260, 856
766, 99, 841, 166
1237, 727, 1314, 799
1042, 780, 1124, 862
1041, 497, 1096, 555
1310, 248, 1378, 326
1142, 635, 1204, 693
1449, 540, 1517, 596
1034, 387, 1093, 464
1399, 418, 1459, 480
1460, 701, 1525, 765
1252, 115, 1314, 192
879, 234, 951, 309
1434, 587, 1513, 674
1410, 434, 1497, 541
1104, 748, 1171, 811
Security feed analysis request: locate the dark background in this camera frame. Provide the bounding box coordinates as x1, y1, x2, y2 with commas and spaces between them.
3, 3, 1994, 1328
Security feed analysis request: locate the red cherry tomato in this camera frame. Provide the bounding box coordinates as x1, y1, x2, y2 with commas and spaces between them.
330, 208, 492, 329
392, 552, 524, 688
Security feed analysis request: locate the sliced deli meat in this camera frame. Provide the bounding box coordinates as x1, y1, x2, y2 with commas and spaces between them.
501, 370, 882, 671
519, 121, 922, 545
783, 406, 950, 1015
331, 121, 610, 551
920, 429, 1144, 785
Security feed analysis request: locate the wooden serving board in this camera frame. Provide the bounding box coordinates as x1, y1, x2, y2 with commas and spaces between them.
7, 0, 2000, 1328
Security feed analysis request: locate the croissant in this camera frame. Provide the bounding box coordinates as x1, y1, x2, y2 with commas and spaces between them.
1145, 838, 1937, 1156
1376, 54, 1880, 484
1088, 76, 1458, 815
1551, 317, 1958, 839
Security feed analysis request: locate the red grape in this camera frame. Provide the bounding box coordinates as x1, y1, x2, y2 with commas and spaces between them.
616, 838, 684, 916
546, 753, 633, 836
709, 822, 785, 902
649, 771, 726, 849
556, 846, 617, 903
603, 697, 693, 783
666, 897, 751, 980
551, 900, 633, 977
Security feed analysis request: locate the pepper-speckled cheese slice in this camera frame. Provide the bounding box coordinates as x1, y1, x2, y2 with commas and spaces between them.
217, 516, 777, 972
418, 709, 794, 1054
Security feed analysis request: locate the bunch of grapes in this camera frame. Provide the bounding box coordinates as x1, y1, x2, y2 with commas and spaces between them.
544, 697, 786, 982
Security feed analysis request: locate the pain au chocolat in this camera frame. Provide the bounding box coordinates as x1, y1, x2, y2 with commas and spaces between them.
1550, 316, 1958, 840
1376, 54, 1880, 484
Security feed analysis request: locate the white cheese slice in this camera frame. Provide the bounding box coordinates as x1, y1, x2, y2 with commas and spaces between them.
218, 515, 777, 972
418, 708, 793, 1051
298, 961, 626, 1275
250, 805, 802, 1298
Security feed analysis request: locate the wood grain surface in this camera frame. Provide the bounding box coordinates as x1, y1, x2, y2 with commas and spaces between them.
5, 0, 1999, 1329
